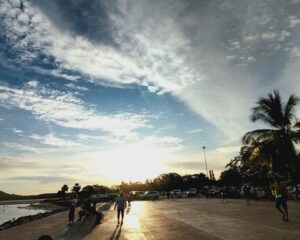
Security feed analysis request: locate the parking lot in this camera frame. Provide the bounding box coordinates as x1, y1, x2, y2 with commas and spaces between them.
85, 198, 300, 240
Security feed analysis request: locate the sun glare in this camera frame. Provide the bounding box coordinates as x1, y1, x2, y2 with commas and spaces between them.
87, 144, 170, 183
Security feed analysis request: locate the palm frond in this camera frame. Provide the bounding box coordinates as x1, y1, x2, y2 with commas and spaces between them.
242, 129, 276, 145
294, 122, 300, 128
284, 95, 300, 126
251, 90, 284, 128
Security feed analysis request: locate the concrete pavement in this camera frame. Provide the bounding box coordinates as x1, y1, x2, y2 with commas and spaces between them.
85, 198, 300, 240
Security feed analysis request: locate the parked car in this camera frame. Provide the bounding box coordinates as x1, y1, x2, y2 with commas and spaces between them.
91, 193, 119, 201
207, 188, 221, 198
186, 188, 197, 197
142, 191, 160, 200
170, 189, 183, 198
129, 191, 145, 199
256, 187, 266, 199
287, 185, 300, 200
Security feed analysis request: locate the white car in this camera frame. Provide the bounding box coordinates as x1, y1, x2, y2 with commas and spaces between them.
142, 191, 160, 200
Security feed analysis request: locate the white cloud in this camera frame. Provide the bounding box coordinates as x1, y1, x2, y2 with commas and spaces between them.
141, 136, 183, 152
30, 133, 81, 147
0, 83, 147, 137
187, 128, 203, 134
12, 128, 23, 134
261, 32, 277, 40
1, 0, 299, 144
27, 80, 39, 87
217, 146, 241, 153
1, 142, 39, 153
65, 83, 88, 91
289, 16, 300, 28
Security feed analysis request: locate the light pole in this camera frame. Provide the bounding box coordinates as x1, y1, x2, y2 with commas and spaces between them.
202, 146, 208, 177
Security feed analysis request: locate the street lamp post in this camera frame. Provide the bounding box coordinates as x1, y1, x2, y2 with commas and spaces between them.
202, 146, 208, 177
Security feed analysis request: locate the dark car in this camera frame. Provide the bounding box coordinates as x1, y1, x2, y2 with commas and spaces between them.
186, 188, 197, 197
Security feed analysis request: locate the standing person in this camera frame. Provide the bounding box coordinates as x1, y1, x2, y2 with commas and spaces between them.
221, 187, 228, 203
243, 185, 251, 205
68, 195, 77, 225
167, 191, 170, 199
127, 192, 133, 207
272, 178, 289, 221
114, 192, 127, 224
250, 186, 256, 200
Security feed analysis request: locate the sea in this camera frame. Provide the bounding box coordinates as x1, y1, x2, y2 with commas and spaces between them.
0, 201, 49, 225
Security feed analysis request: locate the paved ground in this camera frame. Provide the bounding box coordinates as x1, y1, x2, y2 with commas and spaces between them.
1, 199, 299, 240
85, 199, 300, 240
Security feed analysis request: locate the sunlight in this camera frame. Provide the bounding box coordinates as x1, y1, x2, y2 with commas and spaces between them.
124, 202, 143, 229
86, 143, 171, 183
125, 214, 141, 229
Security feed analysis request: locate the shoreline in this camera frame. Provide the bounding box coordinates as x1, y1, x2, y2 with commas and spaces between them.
0, 202, 112, 240
0, 202, 67, 231
0, 199, 46, 205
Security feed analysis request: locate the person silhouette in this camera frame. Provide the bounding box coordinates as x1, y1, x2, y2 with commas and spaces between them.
68, 194, 77, 224
272, 178, 289, 221
114, 192, 127, 224
38, 235, 53, 240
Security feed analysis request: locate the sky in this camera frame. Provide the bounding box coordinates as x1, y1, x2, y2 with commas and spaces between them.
0, 0, 300, 195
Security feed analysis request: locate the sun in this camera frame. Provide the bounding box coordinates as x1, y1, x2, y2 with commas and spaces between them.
87, 144, 170, 183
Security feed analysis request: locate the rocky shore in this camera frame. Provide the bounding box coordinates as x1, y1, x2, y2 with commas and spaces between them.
0, 203, 67, 231
0, 202, 112, 240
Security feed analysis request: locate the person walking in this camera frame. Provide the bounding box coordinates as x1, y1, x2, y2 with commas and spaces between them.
114, 192, 127, 224
68, 194, 77, 225
272, 178, 289, 221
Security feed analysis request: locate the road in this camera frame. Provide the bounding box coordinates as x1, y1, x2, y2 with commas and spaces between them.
85, 198, 300, 240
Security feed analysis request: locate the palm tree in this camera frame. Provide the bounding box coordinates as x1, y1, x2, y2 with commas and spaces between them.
72, 183, 81, 195
242, 90, 300, 182
61, 184, 69, 200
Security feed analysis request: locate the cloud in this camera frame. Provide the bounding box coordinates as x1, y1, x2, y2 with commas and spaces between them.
168, 161, 202, 170
12, 128, 23, 134
217, 146, 241, 153
30, 133, 81, 147
1, 142, 39, 153
1, 0, 300, 144
0, 82, 147, 138
141, 136, 183, 152
65, 83, 88, 91
8, 176, 73, 183
0, 156, 39, 169
187, 128, 203, 134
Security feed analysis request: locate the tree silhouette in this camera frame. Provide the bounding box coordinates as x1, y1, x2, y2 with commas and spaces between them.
61, 184, 69, 200
242, 90, 300, 182
72, 183, 81, 195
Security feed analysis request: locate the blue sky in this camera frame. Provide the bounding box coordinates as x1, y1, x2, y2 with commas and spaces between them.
0, 0, 300, 194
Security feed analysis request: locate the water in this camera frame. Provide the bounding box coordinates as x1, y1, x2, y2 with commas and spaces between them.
0, 204, 49, 225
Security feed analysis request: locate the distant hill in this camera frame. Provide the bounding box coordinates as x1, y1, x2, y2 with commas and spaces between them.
0, 190, 57, 201
0, 190, 24, 200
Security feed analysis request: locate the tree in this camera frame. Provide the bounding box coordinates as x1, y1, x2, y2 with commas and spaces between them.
220, 167, 242, 186
242, 90, 300, 182
152, 173, 183, 191
72, 183, 81, 195
57, 190, 64, 199
61, 184, 69, 200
